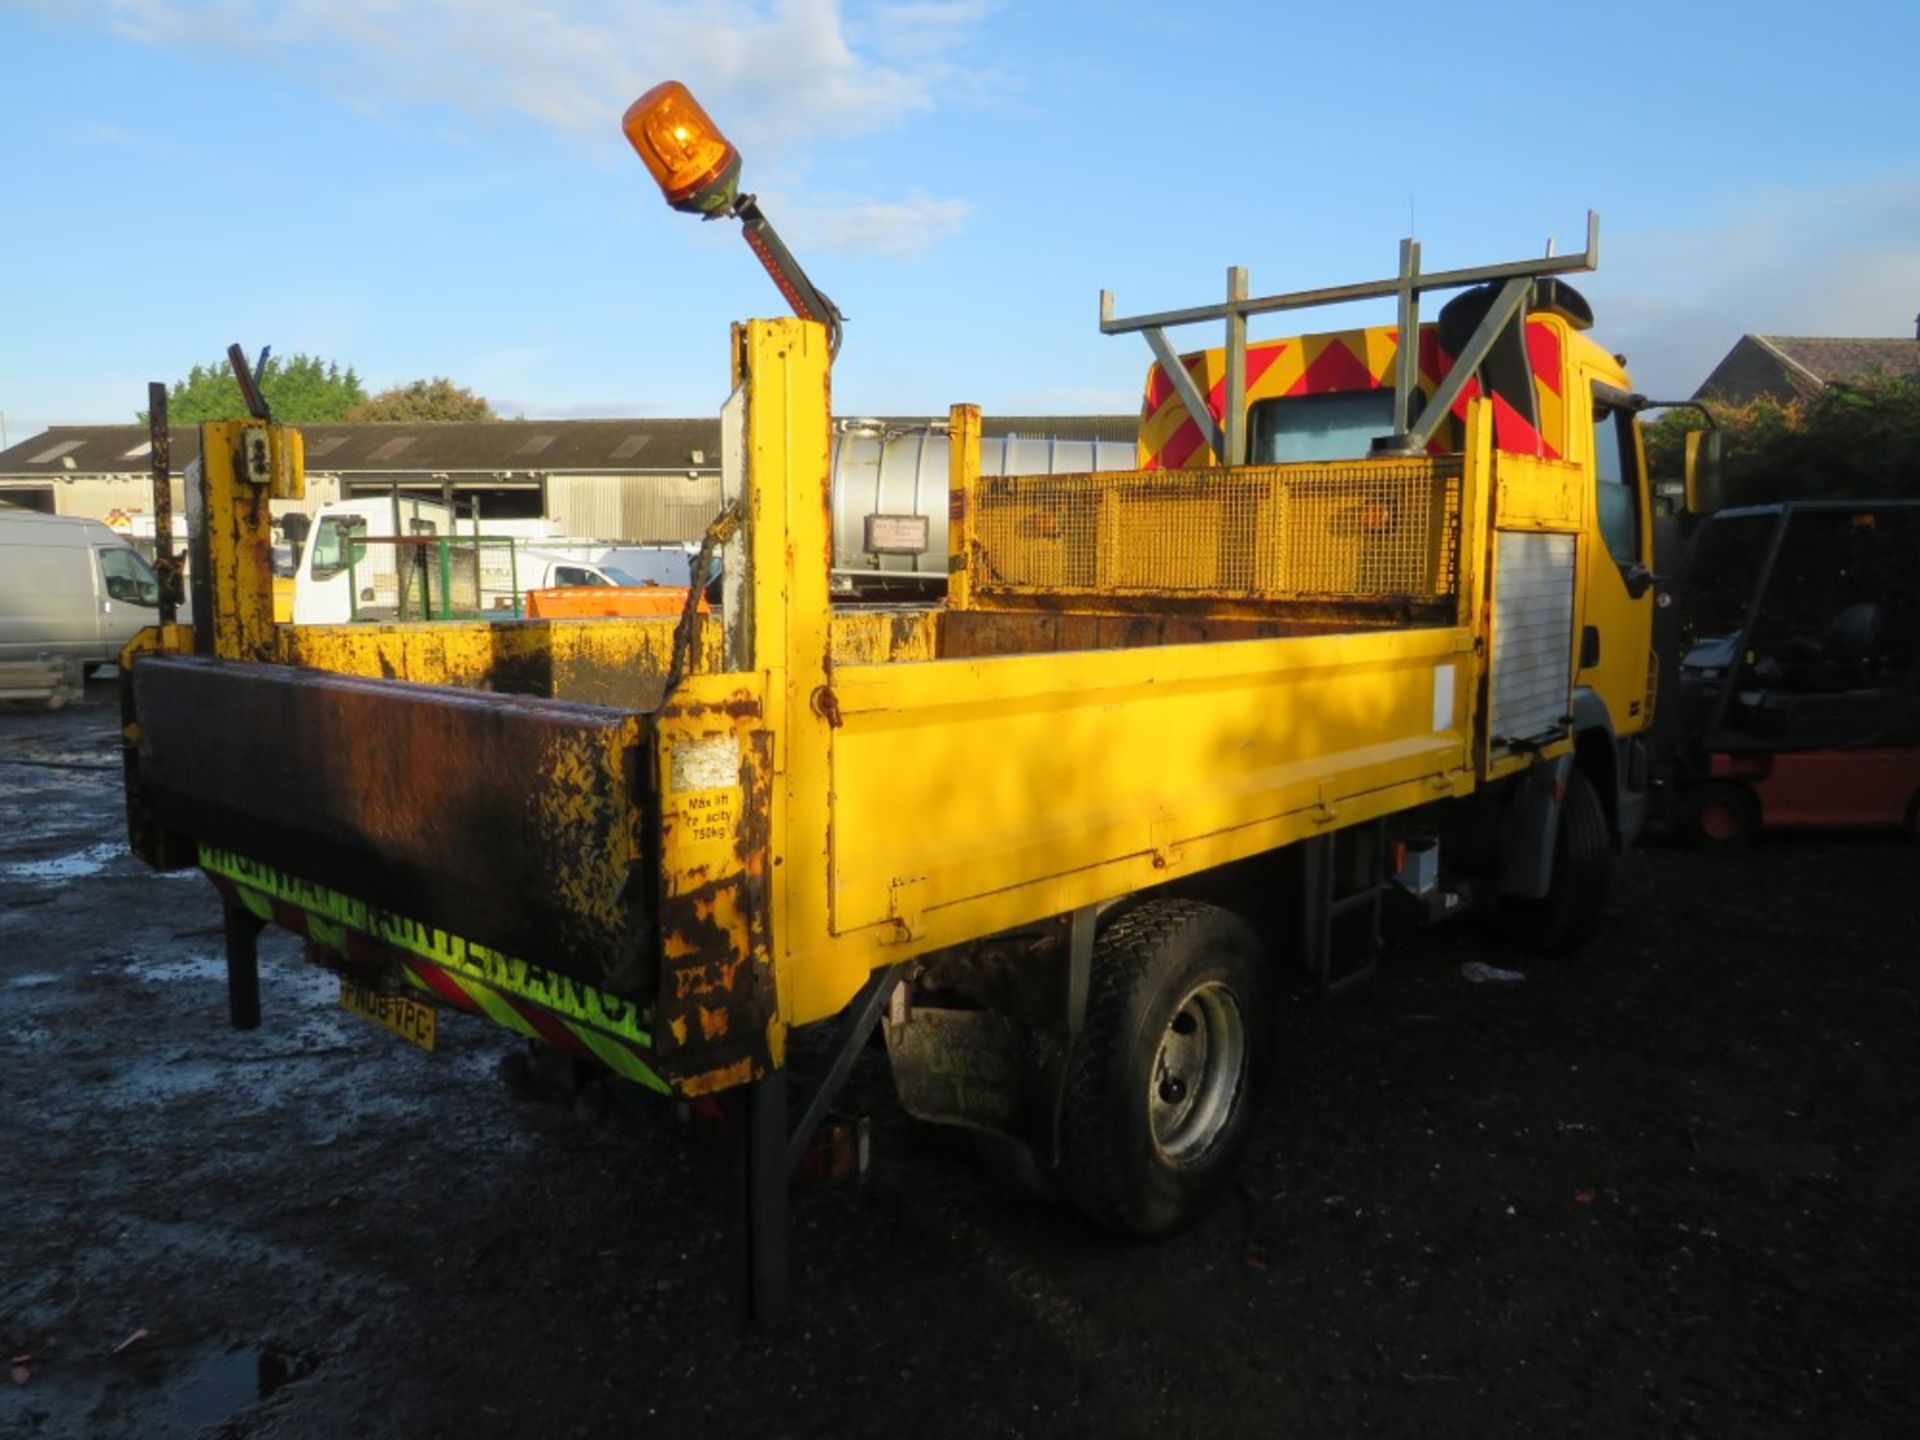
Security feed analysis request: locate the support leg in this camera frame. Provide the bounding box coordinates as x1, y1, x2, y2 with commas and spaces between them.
735, 966, 904, 1326
740, 1068, 790, 1328
222, 896, 264, 1031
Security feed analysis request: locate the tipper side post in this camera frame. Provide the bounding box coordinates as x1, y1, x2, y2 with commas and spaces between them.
169, 408, 306, 1027
121, 397, 305, 894
686, 318, 912, 1325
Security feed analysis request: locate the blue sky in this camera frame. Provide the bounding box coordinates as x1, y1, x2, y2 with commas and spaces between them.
2, 0, 1916, 445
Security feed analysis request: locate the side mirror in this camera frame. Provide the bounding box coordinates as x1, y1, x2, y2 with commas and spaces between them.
105, 575, 139, 603
1684, 429, 1723, 517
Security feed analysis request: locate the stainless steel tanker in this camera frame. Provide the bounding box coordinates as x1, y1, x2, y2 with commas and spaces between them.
830, 421, 1134, 595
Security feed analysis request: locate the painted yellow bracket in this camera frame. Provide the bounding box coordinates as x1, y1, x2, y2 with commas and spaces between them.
198, 419, 304, 661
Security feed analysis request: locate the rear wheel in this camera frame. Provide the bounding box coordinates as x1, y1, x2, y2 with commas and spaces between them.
1059, 900, 1272, 1237
1505, 767, 1611, 957
1683, 780, 1761, 851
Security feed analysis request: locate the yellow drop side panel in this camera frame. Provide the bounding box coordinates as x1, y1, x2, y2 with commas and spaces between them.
777, 624, 1475, 1024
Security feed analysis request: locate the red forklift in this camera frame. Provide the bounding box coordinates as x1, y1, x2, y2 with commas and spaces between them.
1669, 500, 1920, 845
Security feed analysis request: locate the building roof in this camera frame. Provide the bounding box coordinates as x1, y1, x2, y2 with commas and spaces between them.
1757, 336, 1920, 386
0, 414, 1139, 479
1696, 334, 1920, 404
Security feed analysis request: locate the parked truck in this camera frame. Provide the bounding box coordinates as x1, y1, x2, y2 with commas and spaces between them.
115, 84, 1710, 1322
290, 496, 698, 623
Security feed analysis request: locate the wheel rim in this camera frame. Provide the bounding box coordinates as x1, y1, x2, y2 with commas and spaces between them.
1700, 792, 1749, 842
1147, 981, 1246, 1164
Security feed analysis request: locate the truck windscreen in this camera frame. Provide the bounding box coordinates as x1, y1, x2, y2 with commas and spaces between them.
1248, 391, 1396, 464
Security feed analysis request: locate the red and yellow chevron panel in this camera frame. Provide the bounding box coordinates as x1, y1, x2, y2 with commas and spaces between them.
200, 846, 669, 1093
1138, 318, 1573, 470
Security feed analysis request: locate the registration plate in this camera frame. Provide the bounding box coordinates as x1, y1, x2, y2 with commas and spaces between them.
339, 979, 436, 1052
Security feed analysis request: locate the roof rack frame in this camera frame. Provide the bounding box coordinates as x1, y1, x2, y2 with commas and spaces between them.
1100, 211, 1600, 462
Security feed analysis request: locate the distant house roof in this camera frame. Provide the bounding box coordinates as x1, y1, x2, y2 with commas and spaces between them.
1695, 334, 1920, 406
0, 414, 1138, 480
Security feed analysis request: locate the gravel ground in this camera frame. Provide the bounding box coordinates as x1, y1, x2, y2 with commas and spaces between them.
3, 679, 1916, 1438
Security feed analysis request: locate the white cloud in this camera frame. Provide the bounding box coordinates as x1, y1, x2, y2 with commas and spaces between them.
1599, 177, 1920, 397
65, 0, 983, 153
860, 1, 994, 63
773, 189, 970, 258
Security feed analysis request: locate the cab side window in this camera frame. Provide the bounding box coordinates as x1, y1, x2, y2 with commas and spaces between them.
553, 565, 605, 587
97, 546, 160, 606
310, 516, 367, 578
1591, 395, 1642, 566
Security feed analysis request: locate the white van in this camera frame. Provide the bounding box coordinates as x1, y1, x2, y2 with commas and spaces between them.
0, 510, 164, 670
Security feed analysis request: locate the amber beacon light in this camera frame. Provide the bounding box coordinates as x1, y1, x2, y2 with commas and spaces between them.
623, 81, 741, 215
624, 80, 845, 355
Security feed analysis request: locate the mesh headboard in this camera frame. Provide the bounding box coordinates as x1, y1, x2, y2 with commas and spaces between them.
963, 458, 1462, 609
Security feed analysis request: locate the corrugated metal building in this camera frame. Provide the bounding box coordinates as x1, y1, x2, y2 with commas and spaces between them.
0, 416, 1135, 544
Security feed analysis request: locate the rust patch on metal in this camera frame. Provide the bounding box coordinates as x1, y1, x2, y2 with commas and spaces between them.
809, 685, 843, 728
658, 694, 761, 723
652, 699, 777, 1092
118, 626, 198, 870
277, 617, 723, 707
937, 607, 1371, 658
963, 588, 1445, 626
675, 1055, 755, 1098
132, 655, 653, 992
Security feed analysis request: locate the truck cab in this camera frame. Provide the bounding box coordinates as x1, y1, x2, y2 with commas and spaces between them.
1137, 280, 1658, 845
294, 499, 695, 623
294, 496, 458, 624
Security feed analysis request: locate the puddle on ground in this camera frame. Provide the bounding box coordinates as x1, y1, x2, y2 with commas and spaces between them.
124, 953, 228, 984
3, 842, 126, 883
171, 1346, 316, 1428
0, 800, 101, 846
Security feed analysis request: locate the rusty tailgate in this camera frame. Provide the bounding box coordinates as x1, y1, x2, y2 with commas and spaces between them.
132, 655, 656, 994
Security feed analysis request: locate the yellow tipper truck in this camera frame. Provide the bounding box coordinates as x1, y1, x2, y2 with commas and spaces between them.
119, 85, 1700, 1321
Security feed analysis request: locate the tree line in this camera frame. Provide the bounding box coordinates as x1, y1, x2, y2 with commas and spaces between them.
1644, 370, 1920, 506
139, 355, 496, 425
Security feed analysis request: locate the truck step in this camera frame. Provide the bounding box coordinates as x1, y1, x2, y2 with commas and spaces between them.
1300, 826, 1385, 997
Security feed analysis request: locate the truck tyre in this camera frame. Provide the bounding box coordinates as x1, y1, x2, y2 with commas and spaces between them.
1683, 780, 1760, 851
1505, 767, 1610, 957
1059, 899, 1272, 1237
